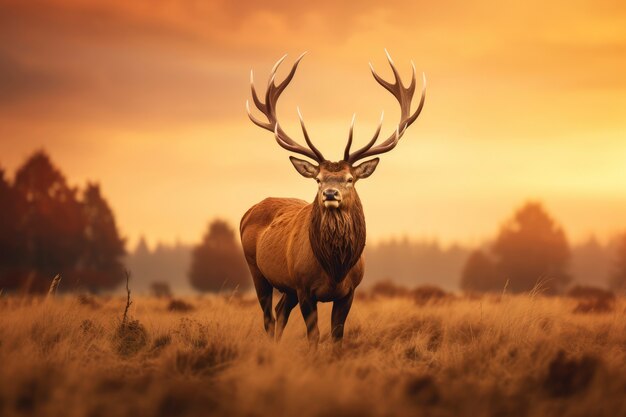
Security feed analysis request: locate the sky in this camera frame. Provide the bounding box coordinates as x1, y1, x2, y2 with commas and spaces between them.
1, 0, 626, 248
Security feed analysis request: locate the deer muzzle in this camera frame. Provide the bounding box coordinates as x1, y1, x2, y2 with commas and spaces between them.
322, 189, 341, 208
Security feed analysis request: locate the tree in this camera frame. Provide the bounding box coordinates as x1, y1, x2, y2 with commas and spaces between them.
78, 183, 126, 291
188, 219, 250, 292
12, 151, 85, 291
0, 168, 27, 289
609, 232, 626, 292
492, 202, 571, 294
460, 249, 502, 292
570, 236, 612, 287
0, 151, 127, 293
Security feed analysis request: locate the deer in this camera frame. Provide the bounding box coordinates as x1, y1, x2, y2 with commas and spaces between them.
240, 51, 425, 346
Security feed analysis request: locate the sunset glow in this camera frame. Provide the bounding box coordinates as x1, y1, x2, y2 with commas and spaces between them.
2, 0, 626, 246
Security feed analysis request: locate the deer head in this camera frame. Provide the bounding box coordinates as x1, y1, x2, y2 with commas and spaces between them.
246, 51, 426, 210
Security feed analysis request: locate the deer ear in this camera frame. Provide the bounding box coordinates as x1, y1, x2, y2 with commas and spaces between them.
289, 156, 319, 178
353, 158, 379, 179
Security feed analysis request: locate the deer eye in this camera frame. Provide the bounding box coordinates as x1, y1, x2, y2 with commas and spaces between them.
315, 178, 321, 184
347, 177, 354, 183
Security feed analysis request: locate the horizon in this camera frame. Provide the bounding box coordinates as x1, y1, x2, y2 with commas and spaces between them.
3, 147, 626, 250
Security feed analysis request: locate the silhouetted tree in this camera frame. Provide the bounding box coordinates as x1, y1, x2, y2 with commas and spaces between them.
134, 236, 151, 260
125, 237, 193, 294
365, 238, 469, 290
12, 151, 85, 291
492, 202, 571, 294
609, 232, 626, 292
188, 219, 249, 292
570, 236, 612, 287
460, 249, 502, 292
0, 168, 27, 289
78, 183, 126, 291
0, 151, 126, 292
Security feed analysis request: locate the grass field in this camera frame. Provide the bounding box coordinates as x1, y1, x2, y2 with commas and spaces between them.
0, 290, 625, 417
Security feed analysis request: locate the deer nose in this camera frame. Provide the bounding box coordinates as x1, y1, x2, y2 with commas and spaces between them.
323, 189, 340, 201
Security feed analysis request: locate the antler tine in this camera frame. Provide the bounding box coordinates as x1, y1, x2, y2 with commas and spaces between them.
343, 113, 357, 161
346, 52, 426, 163
345, 111, 384, 162
276, 52, 307, 95
369, 62, 395, 98
273, 124, 310, 155
250, 70, 265, 113
405, 72, 426, 126
246, 100, 266, 130
270, 54, 288, 80
407, 60, 417, 96
297, 107, 325, 161
246, 53, 325, 163
384, 48, 404, 89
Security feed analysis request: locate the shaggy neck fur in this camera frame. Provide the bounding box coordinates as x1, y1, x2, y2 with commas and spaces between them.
309, 194, 366, 283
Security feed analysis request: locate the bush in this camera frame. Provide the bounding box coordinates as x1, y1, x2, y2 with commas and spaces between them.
151, 282, 173, 298
412, 285, 450, 305
113, 319, 148, 357
460, 250, 501, 292
492, 202, 571, 294
566, 285, 614, 301
609, 232, 626, 292
567, 285, 615, 314
188, 220, 250, 293
369, 280, 410, 298
168, 299, 195, 313
460, 202, 571, 294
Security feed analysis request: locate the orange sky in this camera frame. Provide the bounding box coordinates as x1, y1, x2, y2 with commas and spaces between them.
1, 0, 626, 247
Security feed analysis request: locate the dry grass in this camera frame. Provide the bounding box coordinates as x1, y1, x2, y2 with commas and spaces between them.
0, 292, 625, 417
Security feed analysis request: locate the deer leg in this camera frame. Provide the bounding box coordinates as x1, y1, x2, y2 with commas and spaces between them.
249, 265, 275, 338
297, 290, 320, 347
331, 289, 354, 346
275, 291, 298, 342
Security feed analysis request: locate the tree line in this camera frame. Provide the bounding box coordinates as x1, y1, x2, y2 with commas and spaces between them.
460, 202, 626, 293
143, 203, 626, 296
0, 151, 125, 292
3, 151, 626, 294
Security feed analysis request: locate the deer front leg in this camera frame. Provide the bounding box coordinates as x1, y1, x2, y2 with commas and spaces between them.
297, 290, 319, 347
331, 289, 354, 346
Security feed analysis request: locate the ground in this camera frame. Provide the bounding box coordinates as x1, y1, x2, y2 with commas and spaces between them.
0, 291, 625, 417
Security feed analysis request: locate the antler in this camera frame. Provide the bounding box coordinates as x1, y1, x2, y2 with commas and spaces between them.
344, 50, 426, 164
246, 53, 325, 163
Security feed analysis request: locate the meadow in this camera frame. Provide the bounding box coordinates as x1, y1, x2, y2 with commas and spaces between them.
0, 288, 625, 417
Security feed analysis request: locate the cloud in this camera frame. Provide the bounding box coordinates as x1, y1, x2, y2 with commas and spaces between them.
0, 51, 75, 103
1, 0, 626, 245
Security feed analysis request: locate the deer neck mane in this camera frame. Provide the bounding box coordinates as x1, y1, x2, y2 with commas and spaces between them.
309, 194, 366, 283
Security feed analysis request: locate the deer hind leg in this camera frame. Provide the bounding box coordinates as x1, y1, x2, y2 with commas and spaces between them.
331, 289, 355, 346
297, 290, 320, 347
248, 264, 275, 338
275, 291, 298, 342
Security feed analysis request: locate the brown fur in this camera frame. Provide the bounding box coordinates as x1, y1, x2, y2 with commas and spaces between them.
240, 163, 367, 345
309, 195, 366, 282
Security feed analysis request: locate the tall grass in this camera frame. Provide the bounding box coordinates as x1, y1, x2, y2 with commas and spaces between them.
0, 292, 624, 417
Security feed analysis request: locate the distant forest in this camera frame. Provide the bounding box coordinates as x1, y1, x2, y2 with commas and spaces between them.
125, 234, 619, 294
2, 150, 625, 295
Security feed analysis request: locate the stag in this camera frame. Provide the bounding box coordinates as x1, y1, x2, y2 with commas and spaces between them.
241, 51, 425, 346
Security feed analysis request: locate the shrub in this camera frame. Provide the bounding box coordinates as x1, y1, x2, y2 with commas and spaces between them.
168, 299, 195, 313
567, 285, 615, 314
151, 282, 173, 298
188, 220, 250, 293
411, 285, 450, 305
544, 350, 599, 397
369, 279, 410, 298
